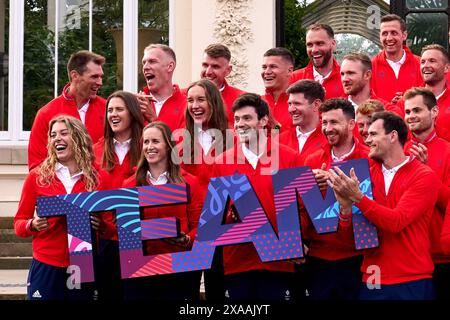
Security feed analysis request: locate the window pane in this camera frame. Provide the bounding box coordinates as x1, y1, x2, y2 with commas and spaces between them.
406, 0, 448, 9
57, 0, 89, 95
0, 0, 8, 131
93, 0, 123, 97
23, 0, 55, 131
137, 0, 169, 90
406, 12, 448, 54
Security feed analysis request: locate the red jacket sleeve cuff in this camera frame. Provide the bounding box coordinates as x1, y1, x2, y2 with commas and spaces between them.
355, 196, 373, 215
25, 218, 39, 237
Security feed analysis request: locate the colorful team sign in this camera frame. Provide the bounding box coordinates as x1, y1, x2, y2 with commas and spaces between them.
36, 159, 378, 283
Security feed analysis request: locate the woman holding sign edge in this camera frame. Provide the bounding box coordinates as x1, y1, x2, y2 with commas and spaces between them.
14, 115, 109, 300
122, 121, 203, 300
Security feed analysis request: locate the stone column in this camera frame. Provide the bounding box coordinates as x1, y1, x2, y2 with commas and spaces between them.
172, 0, 276, 94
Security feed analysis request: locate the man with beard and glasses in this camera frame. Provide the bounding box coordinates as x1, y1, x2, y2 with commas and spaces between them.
403, 87, 450, 300
136, 44, 186, 132
371, 14, 423, 104
301, 99, 369, 300
290, 23, 344, 100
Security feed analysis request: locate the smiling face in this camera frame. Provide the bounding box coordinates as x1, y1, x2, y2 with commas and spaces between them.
321, 109, 354, 148
50, 121, 75, 165
200, 54, 231, 88
142, 48, 175, 94
404, 94, 437, 136
356, 112, 372, 145
421, 49, 448, 85
306, 29, 336, 69
261, 55, 292, 92
142, 127, 169, 167
380, 20, 407, 57
366, 119, 391, 161
234, 106, 268, 145
107, 97, 132, 140
187, 85, 212, 128
288, 92, 317, 128
340, 59, 371, 96
71, 61, 103, 101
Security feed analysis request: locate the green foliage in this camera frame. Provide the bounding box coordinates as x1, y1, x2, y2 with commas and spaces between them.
284, 0, 309, 69
22, 0, 169, 131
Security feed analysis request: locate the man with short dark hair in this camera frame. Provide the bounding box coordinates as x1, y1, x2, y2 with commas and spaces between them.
210, 93, 300, 300
290, 23, 344, 100
329, 111, 439, 300
279, 79, 327, 164
28, 50, 106, 170
371, 14, 423, 103
137, 44, 186, 132
403, 87, 450, 300
261, 47, 295, 131
301, 98, 369, 300
201, 43, 245, 127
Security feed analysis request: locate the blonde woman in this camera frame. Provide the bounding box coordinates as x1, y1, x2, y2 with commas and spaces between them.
14, 115, 107, 300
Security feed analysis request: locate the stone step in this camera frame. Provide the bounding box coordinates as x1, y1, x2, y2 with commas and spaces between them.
0, 217, 13, 229
0, 257, 32, 269
0, 243, 32, 257
0, 229, 31, 243
0, 269, 28, 300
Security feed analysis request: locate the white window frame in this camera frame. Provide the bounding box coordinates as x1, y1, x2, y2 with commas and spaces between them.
1, 0, 174, 145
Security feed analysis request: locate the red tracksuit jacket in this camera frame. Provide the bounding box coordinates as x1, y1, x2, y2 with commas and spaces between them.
210, 139, 301, 275
93, 138, 134, 189
221, 81, 245, 128
356, 159, 439, 284
262, 90, 292, 132
404, 131, 450, 263
14, 168, 108, 267
278, 125, 327, 165
435, 84, 450, 143
371, 46, 423, 103
290, 58, 345, 100
122, 170, 203, 254
302, 139, 369, 261
441, 204, 450, 255
28, 83, 106, 170
142, 84, 187, 132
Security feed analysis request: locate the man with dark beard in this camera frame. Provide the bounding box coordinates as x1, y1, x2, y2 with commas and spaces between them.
301, 99, 369, 300
290, 23, 344, 100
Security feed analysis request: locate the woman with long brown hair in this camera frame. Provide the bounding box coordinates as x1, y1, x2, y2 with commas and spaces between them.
122, 121, 203, 300
93, 90, 144, 188
92, 91, 144, 300
181, 79, 231, 186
